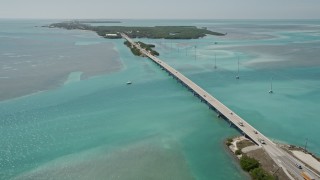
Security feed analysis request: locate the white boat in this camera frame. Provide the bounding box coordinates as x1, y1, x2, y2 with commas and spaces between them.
126, 81, 132, 85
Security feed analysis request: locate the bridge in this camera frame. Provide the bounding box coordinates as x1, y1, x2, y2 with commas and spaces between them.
121, 33, 320, 180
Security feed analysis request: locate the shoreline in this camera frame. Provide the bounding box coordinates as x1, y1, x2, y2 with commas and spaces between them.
225, 136, 288, 180
48, 21, 226, 39
226, 136, 320, 180
223, 136, 252, 180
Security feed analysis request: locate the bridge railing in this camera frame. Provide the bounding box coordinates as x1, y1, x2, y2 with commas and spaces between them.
121, 33, 261, 144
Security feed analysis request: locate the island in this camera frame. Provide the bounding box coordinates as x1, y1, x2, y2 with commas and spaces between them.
124, 41, 159, 56
226, 136, 320, 180
48, 21, 224, 56
48, 21, 225, 39
76, 20, 121, 24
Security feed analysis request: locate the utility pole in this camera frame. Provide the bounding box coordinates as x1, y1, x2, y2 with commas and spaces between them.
236, 56, 240, 79
214, 53, 217, 69
272, 167, 281, 176
304, 138, 308, 152
195, 45, 197, 60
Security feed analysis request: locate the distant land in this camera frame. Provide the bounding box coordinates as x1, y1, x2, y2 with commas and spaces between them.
76, 20, 121, 23
47, 21, 224, 58
47, 21, 225, 39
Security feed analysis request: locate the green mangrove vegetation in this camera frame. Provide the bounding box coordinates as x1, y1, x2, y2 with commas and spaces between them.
240, 155, 275, 180
124, 40, 159, 56
137, 41, 159, 56
48, 21, 224, 57
76, 20, 121, 23
124, 41, 141, 56
48, 21, 225, 39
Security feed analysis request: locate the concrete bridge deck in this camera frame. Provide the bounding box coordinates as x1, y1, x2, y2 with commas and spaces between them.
121, 33, 320, 180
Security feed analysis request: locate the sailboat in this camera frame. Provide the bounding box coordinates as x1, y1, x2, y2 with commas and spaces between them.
269, 78, 273, 94
194, 45, 197, 60
236, 57, 240, 79
214, 53, 217, 69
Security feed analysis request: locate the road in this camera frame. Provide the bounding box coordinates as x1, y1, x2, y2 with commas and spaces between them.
121, 33, 320, 180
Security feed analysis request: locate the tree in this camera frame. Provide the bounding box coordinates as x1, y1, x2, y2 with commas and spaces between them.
240, 155, 260, 172
250, 167, 275, 180
226, 141, 232, 146
235, 149, 242, 155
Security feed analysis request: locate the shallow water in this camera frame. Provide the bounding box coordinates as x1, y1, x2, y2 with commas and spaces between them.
0, 20, 122, 101
1, 19, 320, 179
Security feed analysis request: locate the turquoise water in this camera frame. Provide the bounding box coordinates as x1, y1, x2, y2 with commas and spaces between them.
1, 19, 320, 179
